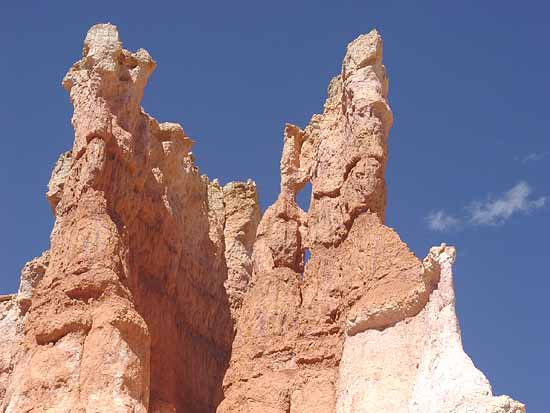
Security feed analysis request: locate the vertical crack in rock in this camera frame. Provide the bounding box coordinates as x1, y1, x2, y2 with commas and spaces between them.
0, 24, 524, 413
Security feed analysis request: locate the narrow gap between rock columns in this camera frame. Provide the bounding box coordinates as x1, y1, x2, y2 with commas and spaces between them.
295, 181, 312, 212
299, 248, 311, 280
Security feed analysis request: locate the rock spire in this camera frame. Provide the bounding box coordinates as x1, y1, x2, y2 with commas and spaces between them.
0, 24, 524, 413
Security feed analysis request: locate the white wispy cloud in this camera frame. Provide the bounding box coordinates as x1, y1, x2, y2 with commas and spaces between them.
468, 181, 547, 226
426, 181, 547, 231
522, 152, 550, 163
426, 210, 461, 232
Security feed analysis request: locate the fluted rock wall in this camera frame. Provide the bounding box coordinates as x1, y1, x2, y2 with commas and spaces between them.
0, 24, 260, 413
0, 24, 524, 413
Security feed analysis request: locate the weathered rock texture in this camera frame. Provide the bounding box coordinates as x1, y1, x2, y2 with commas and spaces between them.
217, 31, 523, 413
0, 24, 259, 413
0, 24, 523, 413
337, 245, 526, 413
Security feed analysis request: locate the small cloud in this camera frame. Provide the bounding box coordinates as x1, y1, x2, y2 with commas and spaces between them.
427, 210, 460, 232
522, 152, 550, 163
468, 181, 547, 226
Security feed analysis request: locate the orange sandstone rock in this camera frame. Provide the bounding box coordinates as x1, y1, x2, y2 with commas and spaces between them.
0, 24, 524, 413
1, 23, 258, 413
218, 29, 435, 413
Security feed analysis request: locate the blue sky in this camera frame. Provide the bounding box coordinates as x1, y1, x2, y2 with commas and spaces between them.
1, 1, 548, 410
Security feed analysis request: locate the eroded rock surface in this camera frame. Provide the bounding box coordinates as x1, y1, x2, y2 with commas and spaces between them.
219, 30, 433, 413
0, 295, 22, 406
1, 24, 258, 413
0, 251, 49, 408
218, 30, 523, 413
337, 245, 525, 413
0, 24, 523, 413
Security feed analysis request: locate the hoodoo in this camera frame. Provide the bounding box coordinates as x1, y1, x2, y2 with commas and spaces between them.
0, 24, 524, 413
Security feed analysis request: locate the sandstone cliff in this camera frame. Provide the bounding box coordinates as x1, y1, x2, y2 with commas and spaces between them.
0, 24, 524, 413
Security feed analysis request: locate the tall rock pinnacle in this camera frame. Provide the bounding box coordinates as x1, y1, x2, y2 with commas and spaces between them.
218, 29, 524, 413
0, 23, 260, 412
0, 24, 523, 413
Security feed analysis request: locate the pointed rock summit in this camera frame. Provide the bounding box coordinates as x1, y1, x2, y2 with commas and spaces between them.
0, 24, 524, 413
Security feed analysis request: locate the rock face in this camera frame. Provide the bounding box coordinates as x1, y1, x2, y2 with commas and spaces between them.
1, 24, 259, 413
0, 24, 523, 413
336, 245, 525, 413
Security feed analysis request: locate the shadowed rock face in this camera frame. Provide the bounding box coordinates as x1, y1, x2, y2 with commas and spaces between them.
0, 24, 523, 413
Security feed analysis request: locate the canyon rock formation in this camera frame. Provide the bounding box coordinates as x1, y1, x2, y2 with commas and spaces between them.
0, 24, 524, 413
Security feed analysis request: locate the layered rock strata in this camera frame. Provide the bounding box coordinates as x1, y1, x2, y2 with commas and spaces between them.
0, 24, 524, 413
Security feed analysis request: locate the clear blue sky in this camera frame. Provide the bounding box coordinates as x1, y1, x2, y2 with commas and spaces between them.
1, 1, 548, 410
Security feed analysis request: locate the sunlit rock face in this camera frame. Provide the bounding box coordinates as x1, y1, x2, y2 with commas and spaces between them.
217, 29, 523, 413
0, 24, 259, 413
0, 24, 523, 413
